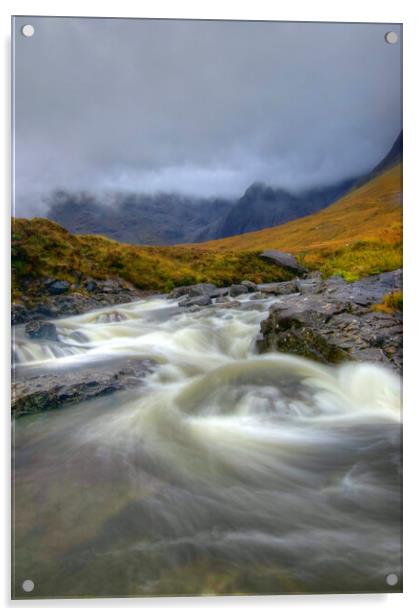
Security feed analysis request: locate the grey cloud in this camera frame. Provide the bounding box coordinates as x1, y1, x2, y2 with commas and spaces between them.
13, 17, 402, 215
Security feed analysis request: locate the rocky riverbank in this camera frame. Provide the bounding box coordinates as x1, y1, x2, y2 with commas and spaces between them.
11, 268, 402, 417
168, 269, 402, 373
256, 270, 402, 373
12, 358, 156, 418
12, 276, 150, 325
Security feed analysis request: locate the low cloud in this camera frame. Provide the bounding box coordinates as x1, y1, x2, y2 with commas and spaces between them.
13, 17, 402, 215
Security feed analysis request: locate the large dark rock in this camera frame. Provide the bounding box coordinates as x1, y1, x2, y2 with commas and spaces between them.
257, 269, 402, 372
178, 294, 212, 307
229, 284, 249, 297
260, 250, 307, 274
240, 280, 259, 292
257, 307, 348, 363
169, 283, 222, 300
24, 320, 59, 341
12, 358, 156, 417
84, 278, 98, 292
46, 279, 71, 295
261, 280, 300, 295
11, 303, 29, 325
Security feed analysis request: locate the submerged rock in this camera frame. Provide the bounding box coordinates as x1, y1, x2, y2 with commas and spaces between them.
178, 294, 212, 307
25, 320, 58, 341
250, 292, 269, 300
213, 299, 241, 309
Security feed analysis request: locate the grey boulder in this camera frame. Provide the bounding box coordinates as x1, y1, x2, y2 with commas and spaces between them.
260, 250, 307, 274
25, 320, 59, 341
178, 294, 212, 307
229, 284, 249, 297
46, 280, 71, 295
169, 283, 219, 299
240, 280, 259, 292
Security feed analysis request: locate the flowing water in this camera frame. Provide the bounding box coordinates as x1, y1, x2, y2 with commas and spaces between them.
12, 293, 402, 598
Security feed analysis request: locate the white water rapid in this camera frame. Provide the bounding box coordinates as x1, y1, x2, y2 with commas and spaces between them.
12, 293, 402, 597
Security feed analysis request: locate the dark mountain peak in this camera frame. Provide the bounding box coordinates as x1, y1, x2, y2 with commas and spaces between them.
47, 133, 400, 246
241, 182, 293, 203
242, 182, 270, 197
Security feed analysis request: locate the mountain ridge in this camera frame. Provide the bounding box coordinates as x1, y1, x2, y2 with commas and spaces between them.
40, 131, 402, 248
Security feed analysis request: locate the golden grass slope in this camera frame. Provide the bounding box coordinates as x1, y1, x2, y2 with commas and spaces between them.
12, 219, 292, 301
197, 163, 402, 281
12, 163, 402, 299
198, 163, 402, 253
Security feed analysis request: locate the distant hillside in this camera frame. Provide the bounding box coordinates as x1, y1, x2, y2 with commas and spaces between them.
44, 133, 401, 246
13, 162, 402, 302
196, 178, 357, 241
11, 218, 292, 302
46, 191, 233, 245
46, 177, 356, 245
197, 163, 402, 280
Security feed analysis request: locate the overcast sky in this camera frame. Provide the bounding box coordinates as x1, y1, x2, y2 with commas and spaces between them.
13, 17, 402, 216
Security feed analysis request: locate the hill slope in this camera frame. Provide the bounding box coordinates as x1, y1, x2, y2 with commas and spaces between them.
195, 163, 402, 280
198, 164, 402, 251
12, 163, 402, 302
46, 176, 357, 246
45, 132, 401, 246
12, 219, 293, 303
46, 191, 233, 246
196, 177, 357, 241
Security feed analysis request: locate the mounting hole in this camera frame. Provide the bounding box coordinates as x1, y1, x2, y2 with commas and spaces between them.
21, 24, 35, 38
386, 573, 399, 587
22, 579, 35, 592
385, 31, 398, 45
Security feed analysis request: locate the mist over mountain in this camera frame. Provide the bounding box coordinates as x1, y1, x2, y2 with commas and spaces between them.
45, 192, 232, 245
365, 131, 403, 180
14, 19, 402, 220
46, 177, 355, 246
198, 177, 358, 241
45, 131, 402, 246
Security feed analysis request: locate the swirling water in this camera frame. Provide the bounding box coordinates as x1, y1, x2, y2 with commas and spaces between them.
12, 293, 402, 597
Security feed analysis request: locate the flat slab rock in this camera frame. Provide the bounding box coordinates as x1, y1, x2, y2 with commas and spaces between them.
12, 358, 156, 417
257, 269, 402, 372
260, 250, 307, 274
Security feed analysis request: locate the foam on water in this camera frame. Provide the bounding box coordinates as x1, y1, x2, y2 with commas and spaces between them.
12, 292, 402, 597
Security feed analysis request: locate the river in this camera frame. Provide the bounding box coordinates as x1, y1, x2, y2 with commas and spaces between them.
12, 292, 402, 598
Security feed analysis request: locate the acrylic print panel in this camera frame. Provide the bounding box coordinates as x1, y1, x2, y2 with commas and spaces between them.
11, 16, 402, 599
